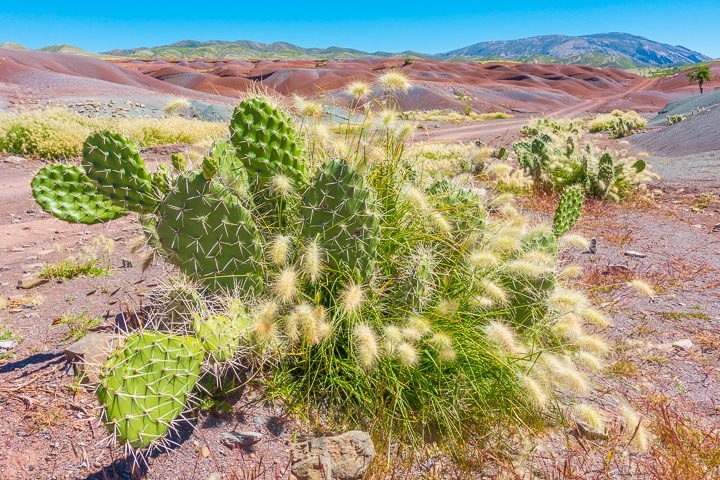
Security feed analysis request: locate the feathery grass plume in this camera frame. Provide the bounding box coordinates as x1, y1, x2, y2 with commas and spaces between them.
396, 342, 419, 367
627, 279, 655, 299
521, 250, 555, 268
559, 265, 583, 279
164, 98, 192, 115
552, 314, 584, 340
293, 95, 323, 117
436, 299, 459, 317
377, 70, 411, 94
484, 321, 523, 355
353, 323, 379, 371
505, 258, 552, 279
407, 315, 431, 336
488, 234, 520, 253
621, 406, 650, 452
270, 174, 293, 198
383, 325, 403, 355
402, 326, 424, 343
429, 332, 456, 362
268, 235, 292, 266
346, 80, 372, 99
300, 240, 324, 283
576, 335, 609, 354
401, 183, 430, 211
541, 353, 589, 393
468, 250, 499, 271
272, 267, 299, 303
471, 295, 495, 309
479, 279, 508, 305
486, 163, 514, 178
252, 312, 279, 345
577, 351, 604, 371
496, 204, 520, 219
575, 403, 606, 432
290, 303, 330, 345
559, 233, 591, 250
378, 109, 398, 129
430, 211, 453, 235
548, 288, 589, 313
520, 375, 549, 409
580, 308, 611, 328
340, 283, 365, 315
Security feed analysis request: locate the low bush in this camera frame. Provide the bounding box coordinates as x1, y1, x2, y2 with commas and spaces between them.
0, 108, 226, 159
513, 119, 653, 200
588, 110, 647, 138
400, 109, 512, 123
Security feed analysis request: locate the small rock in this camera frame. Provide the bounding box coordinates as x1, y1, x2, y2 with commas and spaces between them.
291, 430, 374, 480
671, 339, 694, 350
219, 431, 264, 449
64, 333, 117, 383
120, 258, 133, 268
3, 156, 25, 165
575, 421, 608, 441
201, 446, 210, 458
712, 223, 720, 233
0, 340, 18, 353
624, 250, 646, 258
17, 275, 49, 289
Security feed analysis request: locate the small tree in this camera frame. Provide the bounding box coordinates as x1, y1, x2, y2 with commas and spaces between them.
687, 66, 712, 94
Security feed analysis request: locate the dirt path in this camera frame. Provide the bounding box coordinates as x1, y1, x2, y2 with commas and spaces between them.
421, 77, 660, 144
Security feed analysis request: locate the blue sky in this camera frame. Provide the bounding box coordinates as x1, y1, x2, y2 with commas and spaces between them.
1, 1, 718, 57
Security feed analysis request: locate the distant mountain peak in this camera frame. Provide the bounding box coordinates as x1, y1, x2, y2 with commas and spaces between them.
442, 33, 710, 66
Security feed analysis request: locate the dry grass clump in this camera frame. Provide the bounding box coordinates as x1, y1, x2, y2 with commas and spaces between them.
400, 110, 512, 123
0, 108, 226, 159
406, 142, 492, 177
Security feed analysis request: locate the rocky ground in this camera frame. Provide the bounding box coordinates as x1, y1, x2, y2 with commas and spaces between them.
1, 116, 719, 478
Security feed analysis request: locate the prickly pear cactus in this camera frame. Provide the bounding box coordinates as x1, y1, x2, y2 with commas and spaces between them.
300, 159, 380, 281
96, 332, 203, 449
82, 131, 158, 213
155, 167, 264, 293
552, 185, 584, 237
31, 164, 127, 224
597, 153, 615, 198
192, 312, 247, 363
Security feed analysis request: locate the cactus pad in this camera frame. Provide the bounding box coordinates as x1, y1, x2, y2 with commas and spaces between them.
97, 332, 203, 449
552, 185, 584, 237
155, 172, 264, 293
82, 131, 157, 213
300, 159, 380, 281
31, 164, 127, 224
192, 313, 246, 363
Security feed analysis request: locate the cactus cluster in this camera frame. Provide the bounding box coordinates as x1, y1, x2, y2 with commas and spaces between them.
513, 119, 651, 201
33, 97, 603, 450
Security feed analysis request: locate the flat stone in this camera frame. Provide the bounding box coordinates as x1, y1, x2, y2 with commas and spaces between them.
64, 333, 117, 383
17, 275, 49, 289
219, 431, 264, 449
0, 339, 18, 353
624, 250, 646, 258
291, 431, 374, 480
671, 339, 695, 350
3, 156, 25, 165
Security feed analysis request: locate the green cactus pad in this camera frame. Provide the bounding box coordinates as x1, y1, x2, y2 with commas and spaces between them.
229, 97, 306, 225
229, 97, 306, 187
82, 131, 158, 213
155, 172, 264, 293
192, 312, 246, 363
597, 153, 615, 197
552, 185, 584, 237
97, 332, 203, 449
300, 159, 380, 281
31, 164, 127, 224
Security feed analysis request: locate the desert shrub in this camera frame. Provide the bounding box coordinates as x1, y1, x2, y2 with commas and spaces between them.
588, 110, 647, 138
39, 235, 114, 279
400, 109, 512, 123
31, 95, 609, 458
0, 108, 225, 159
513, 120, 653, 201
163, 98, 192, 115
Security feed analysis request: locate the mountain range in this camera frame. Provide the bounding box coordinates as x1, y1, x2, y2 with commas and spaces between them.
2, 33, 712, 69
